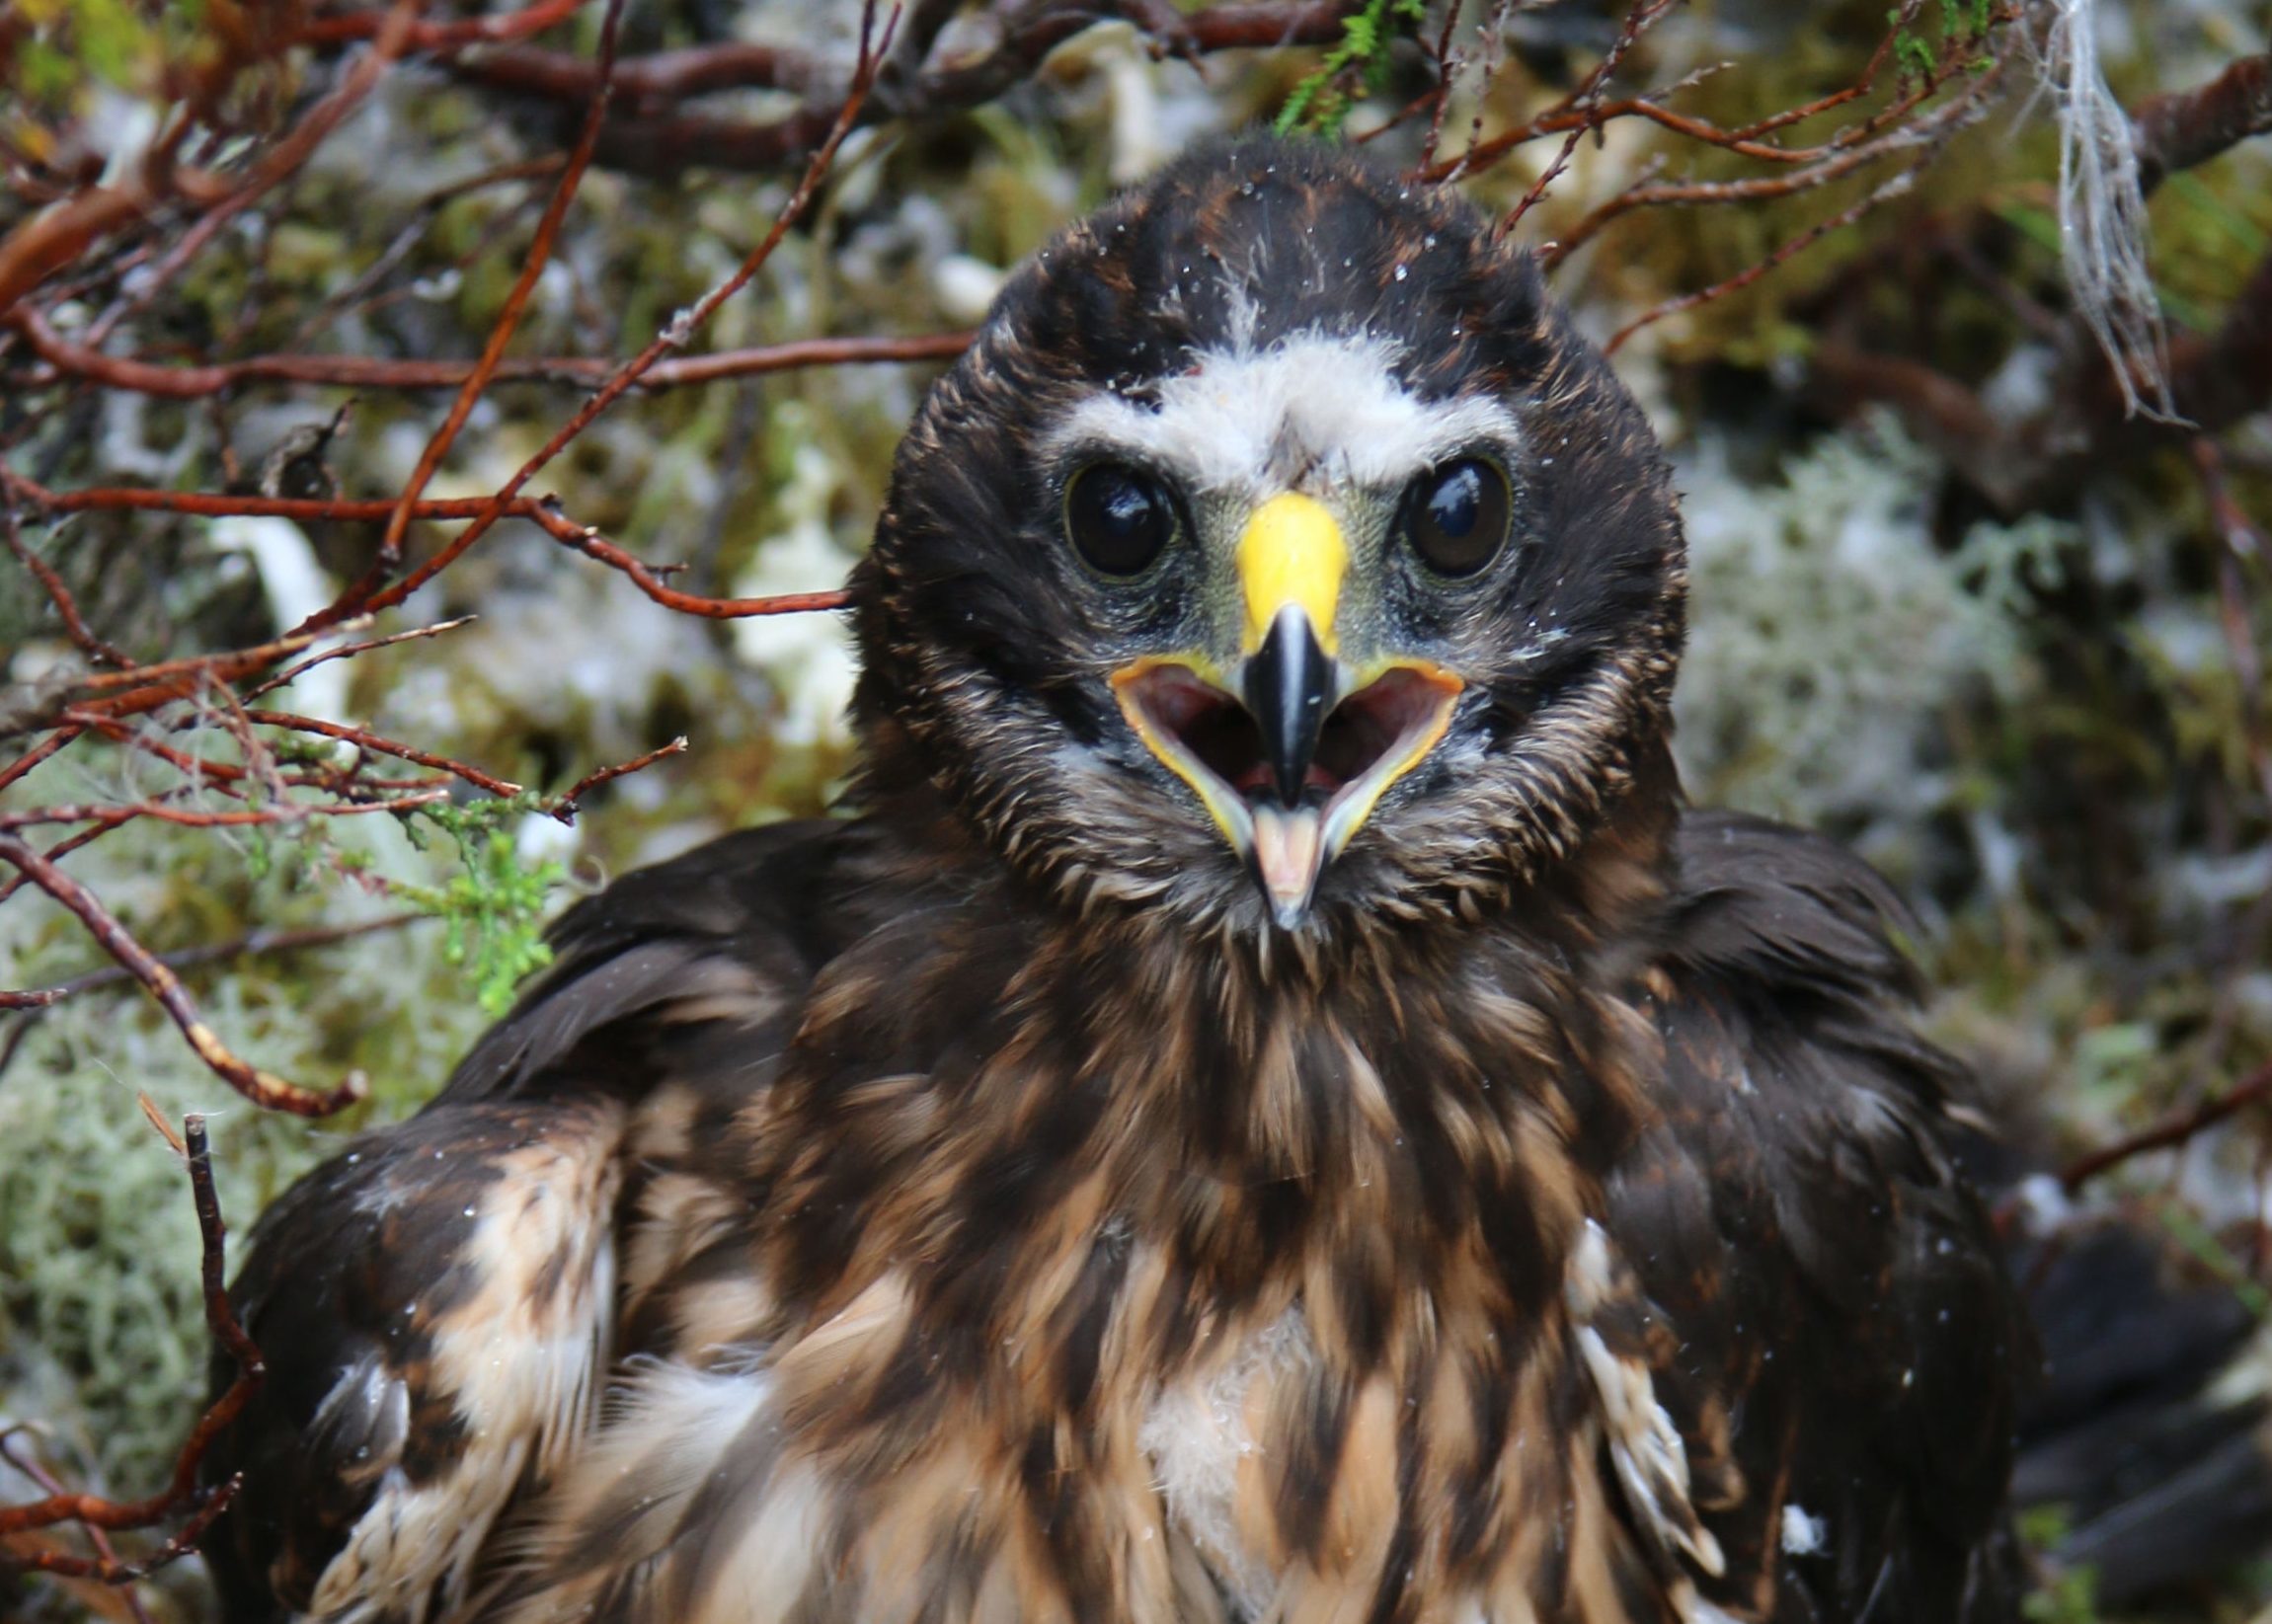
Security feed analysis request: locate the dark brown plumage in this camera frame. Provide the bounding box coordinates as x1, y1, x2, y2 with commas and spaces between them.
201, 136, 2031, 1624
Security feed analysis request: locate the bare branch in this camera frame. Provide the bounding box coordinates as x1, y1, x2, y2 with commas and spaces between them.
9, 307, 974, 398
2062, 1056, 2272, 1193
380, 0, 630, 577
2, 915, 424, 1011
0, 4, 418, 320
1, 477, 850, 628
2, 500, 129, 667
2135, 52, 2272, 195
0, 835, 367, 1115
437, 2, 1353, 177
1501, 0, 1679, 236
549, 736, 691, 823
243, 616, 478, 702
312, 2, 906, 636
291, 0, 583, 50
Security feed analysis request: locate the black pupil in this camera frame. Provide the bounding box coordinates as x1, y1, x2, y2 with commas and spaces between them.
1068, 465, 1169, 576
1412, 460, 1506, 576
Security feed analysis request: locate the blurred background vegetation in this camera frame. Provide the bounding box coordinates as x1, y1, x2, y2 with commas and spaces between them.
1, 1, 2267, 1618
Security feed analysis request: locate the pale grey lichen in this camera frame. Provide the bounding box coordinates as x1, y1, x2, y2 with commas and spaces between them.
0, 748, 501, 1490
1672, 415, 2073, 879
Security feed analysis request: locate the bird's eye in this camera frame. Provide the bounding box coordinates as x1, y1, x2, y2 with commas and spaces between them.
1404, 459, 1511, 578
1065, 463, 1174, 577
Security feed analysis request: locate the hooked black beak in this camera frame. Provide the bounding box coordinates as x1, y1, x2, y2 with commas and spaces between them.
1242, 604, 1335, 809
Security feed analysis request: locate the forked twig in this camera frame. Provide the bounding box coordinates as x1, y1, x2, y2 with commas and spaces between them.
0, 835, 367, 1115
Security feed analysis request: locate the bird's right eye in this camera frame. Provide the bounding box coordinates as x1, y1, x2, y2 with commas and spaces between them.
1066, 463, 1173, 577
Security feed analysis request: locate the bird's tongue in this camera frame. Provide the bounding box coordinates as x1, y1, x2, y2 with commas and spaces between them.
1249, 803, 1323, 920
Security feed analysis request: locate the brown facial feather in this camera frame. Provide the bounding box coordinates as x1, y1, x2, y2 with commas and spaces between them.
200, 136, 2025, 1624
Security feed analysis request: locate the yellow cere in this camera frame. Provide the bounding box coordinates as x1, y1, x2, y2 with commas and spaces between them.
1235, 493, 1347, 657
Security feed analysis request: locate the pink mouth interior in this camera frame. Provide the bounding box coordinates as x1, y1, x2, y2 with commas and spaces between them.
1126, 664, 1449, 808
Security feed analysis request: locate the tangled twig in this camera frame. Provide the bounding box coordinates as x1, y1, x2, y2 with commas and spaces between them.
7, 309, 972, 398
428, 1, 1353, 177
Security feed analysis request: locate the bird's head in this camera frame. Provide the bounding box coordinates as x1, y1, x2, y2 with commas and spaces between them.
854, 136, 1685, 943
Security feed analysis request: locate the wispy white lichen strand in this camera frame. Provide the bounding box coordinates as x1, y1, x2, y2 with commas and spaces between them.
2032, 0, 2175, 418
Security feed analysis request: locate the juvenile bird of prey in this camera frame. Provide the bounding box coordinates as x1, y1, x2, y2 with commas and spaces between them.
202, 136, 2030, 1624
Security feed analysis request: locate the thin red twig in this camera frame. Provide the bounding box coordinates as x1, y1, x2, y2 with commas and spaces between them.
243, 616, 478, 702
0, 821, 111, 909
323, 1, 905, 633
0, 915, 423, 1011
2062, 1056, 2272, 1193
241, 710, 524, 798
0, 730, 79, 796
531, 503, 853, 618
377, 0, 629, 579
1541, 4, 2015, 268
56, 708, 271, 788
1603, 138, 1960, 353
548, 735, 690, 822
0, 834, 367, 1115
1500, 0, 1678, 236
292, 0, 582, 50
2, 501, 130, 666
87, 29, 416, 350
0, 1434, 154, 1619
3, 476, 849, 625
0, 792, 448, 833
9, 308, 973, 398
423, 2, 1350, 176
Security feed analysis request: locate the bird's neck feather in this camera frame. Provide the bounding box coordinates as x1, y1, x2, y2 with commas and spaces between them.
752, 800, 1670, 1374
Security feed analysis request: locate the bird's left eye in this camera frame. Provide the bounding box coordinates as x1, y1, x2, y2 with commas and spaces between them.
1066, 463, 1174, 577
1404, 458, 1511, 578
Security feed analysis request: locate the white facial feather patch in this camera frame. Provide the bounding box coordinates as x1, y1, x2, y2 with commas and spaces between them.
1049, 330, 1522, 501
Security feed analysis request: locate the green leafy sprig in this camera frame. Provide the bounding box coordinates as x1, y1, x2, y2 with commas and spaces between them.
389, 796, 566, 1015
1274, 0, 1429, 137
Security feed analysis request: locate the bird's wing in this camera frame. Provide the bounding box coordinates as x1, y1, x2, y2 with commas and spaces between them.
1595, 810, 2030, 1624
202, 1098, 626, 1624
203, 818, 914, 1622
441, 817, 856, 1105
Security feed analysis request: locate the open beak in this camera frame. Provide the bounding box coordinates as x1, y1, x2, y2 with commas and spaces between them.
1111, 493, 1464, 930
1245, 602, 1334, 809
